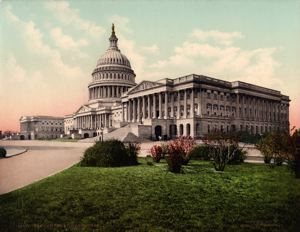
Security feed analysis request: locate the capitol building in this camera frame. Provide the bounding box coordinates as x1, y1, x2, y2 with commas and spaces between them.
61, 24, 290, 140
20, 25, 290, 140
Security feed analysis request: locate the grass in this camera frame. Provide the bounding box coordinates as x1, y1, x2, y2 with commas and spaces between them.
0, 159, 299, 232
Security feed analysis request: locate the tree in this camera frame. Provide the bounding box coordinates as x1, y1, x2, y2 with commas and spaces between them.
256, 129, 300, 178
256, 132, 286, 167
203, 131, 242, 171
285, 129, 300, 178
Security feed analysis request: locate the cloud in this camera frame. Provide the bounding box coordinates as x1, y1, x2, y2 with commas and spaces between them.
191, 29, 244, 46
50, 27, 88, 50
45, 1, 105, 38
117, 33, 146, 82
141, 44, 159, 54
3, 54, 27, 81
149, 29, 281, 89
4, 6, 84, 79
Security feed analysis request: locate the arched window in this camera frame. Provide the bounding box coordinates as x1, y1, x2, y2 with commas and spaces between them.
196, 123, 200, 136
186, 124, 191, 136
179, 124, 184, 136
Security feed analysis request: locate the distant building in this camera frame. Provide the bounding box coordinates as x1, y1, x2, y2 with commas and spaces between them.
19, 116, 64, 140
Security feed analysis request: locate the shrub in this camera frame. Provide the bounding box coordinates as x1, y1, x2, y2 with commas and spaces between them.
146, 155, 153, 166
126, 142, 140, 165
166, 142, 182, 173
190, 145, 210, 160
149, 145, 163, 163
256, 132, 287, 168
203, 131, 240, 171
227, 145, 247, 165
168, 136, 196, 165
284, 129, 300, 178
263, 153, 272, 164
161, 143, 169, 159
0, 147, 7, 158
80, 140, 136, 167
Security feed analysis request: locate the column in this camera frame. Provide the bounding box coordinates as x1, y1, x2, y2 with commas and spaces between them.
171, 92, 174, 118
128, 100, 131, 122
122, 103, 125, 122
137, 97, 140, 122
177, 91, 180, 119
108, 86, 111, 97
126, 102, 129, 122
133, 99, 136, 122
164, 92, 168, 119
104, 114, 107, 127
142, 96, 146, 121
147, 95, 151, 119
112, 86, 115, 97
158, 93, 162, 119
191, 89, 194, 118
184, 90, 187, 118
236, 94, 240, 118
198, 89, 202, 116
153, 94, 156, 119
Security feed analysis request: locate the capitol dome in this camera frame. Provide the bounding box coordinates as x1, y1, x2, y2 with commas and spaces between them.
88, 24, 136, 103
96, 48, 131, 68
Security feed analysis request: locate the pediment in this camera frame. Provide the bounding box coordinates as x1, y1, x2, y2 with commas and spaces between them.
75, 105, 92, 114
127, 81, 163, 94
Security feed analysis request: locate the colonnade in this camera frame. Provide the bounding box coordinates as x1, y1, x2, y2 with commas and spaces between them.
121, 88, 289, 126
235, 94, 288, 123
123, 89, 202, 122
75, 114, 109, 130
89, 85, 129, 100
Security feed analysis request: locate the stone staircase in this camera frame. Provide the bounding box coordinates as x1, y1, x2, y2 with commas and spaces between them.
79, 123, 149, 143
244, 147, 264, 163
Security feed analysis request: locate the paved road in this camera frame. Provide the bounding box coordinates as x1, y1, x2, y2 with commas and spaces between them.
0, 140, 93, 195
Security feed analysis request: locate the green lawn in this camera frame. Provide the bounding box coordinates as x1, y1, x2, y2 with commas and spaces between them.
0, 159, 299, 232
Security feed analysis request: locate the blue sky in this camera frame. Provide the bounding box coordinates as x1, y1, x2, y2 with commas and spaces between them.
0, 0, 299, 131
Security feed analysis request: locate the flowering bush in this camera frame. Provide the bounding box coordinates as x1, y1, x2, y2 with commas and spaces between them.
166, 142, 183, 173
149, 145, 163, 163
168, 136, 196, 165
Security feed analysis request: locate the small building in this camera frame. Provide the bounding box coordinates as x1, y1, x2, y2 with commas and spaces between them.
20, 116, 64, 140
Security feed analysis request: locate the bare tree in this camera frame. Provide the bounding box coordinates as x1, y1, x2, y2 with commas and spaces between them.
203, 131, 241, 171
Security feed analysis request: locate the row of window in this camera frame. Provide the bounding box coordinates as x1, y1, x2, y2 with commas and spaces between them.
207, 124, 285, 134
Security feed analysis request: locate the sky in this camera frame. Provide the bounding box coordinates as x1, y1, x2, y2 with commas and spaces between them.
0, 0, 299, 131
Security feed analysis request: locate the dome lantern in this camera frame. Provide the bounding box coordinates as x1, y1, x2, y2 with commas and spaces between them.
109, 23, 119, 51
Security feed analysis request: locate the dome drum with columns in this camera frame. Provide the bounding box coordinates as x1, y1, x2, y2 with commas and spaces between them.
88, 24, 136, 104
